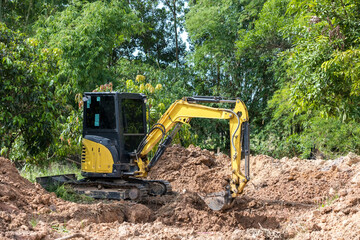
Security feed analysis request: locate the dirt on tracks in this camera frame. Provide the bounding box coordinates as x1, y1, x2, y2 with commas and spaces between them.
1, 145, 360, 239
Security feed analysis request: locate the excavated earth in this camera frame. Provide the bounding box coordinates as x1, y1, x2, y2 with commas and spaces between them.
1, 144, 360, 239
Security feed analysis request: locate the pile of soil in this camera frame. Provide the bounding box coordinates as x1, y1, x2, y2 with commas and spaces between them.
0, 157, 153, 239
148, 144, 231, 193
148, 146, 360, 238
1, 146, 359, 239
0, 157, 57, 234
245, 154, 353, 203
284, 153, 360, 239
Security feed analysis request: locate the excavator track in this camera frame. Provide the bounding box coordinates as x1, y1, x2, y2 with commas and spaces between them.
143, 179, 172, 196
71, 179, 148, 201
36, 175, 172, 201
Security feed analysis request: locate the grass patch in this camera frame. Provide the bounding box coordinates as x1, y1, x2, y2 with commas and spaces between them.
20, 161, 82, 183
51, 222, 69, 233
20, 161, 93, 203
29, 216, 39, 228
47, 184, 94, 203
319, 194, 339, 208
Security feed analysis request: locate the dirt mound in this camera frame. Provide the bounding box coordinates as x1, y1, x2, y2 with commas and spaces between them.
154, 192, 284, 233
284, 153, 360, 239
245, 155, 353, 204
1, 148, 360, 239
148, 144, 230, 193
0, 157, 153, 239
0, 157, 58, 233
148, 146, 360, 237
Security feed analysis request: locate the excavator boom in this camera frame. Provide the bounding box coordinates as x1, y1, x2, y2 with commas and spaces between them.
135, 96, 250, 210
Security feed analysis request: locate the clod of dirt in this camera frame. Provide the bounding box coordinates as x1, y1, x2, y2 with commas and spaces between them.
344, 152, 360, 166
125, 203, 153, 223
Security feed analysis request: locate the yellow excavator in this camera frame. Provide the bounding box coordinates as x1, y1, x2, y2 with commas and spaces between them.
37, 92, 250, 211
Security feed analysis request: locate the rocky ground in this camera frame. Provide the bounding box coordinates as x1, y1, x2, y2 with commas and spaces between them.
1, 145, 359, 240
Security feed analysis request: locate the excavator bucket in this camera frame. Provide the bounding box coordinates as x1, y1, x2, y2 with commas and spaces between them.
200, 189, 233, 211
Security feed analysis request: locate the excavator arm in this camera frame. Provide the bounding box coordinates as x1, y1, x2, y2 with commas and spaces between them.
134, 96, 250, 210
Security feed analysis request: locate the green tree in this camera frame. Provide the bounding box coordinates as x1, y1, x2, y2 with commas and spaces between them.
35, 0, 140, 94
252, 0, 360, 157
0, 0, 69, 33
236, 0, 292, 127
186, 0, 271, 117
185, 0, 268, 150
282, 0, 360, 120
186, 0, 240, 95
117, 0, 187, 68
161, 0, 186, 68
0, 23, 62, 159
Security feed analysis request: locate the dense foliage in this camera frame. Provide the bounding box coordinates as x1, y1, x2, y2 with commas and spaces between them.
35, 0, 140, 93
250, 0, 360, 157
0, 23, 62, 159
0, 0, 359, 164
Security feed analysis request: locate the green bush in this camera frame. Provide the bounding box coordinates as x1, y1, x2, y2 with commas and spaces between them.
252, 117, 360, 159
299, 118, 360, 158
20, 162, 93, 203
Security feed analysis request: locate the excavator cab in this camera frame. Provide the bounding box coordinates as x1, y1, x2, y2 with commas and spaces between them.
81, 92, 147, 178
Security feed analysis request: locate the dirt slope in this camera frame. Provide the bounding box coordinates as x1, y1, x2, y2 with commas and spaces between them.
0, 157, 153, 239
1, 146, 359, 239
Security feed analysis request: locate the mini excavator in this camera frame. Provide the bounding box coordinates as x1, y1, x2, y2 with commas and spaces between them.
37, 92, 250, 211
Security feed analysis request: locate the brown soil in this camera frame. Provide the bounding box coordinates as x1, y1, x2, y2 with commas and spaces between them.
148, 144, 230, 193
0, 157, 153, 239
1, 146, 359, 239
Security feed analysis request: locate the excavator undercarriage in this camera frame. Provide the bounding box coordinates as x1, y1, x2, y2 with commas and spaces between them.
37, 93, 250, 211
37, 174, 171, 200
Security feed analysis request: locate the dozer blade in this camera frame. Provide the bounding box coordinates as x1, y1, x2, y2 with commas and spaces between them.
200, 189, 233, 211
36, 174, 77, 188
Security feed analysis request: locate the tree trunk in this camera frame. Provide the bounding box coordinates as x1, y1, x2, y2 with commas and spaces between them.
26, 0, 33, 26
0, 0, 3, 22
164, 0, 179, 68
217, 64, 220, 94
173, 0, 179, 68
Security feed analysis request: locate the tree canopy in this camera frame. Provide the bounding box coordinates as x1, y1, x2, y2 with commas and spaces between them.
0, 0, 359, 163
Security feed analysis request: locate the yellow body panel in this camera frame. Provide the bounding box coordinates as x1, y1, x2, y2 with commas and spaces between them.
81, 139, 114, 173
